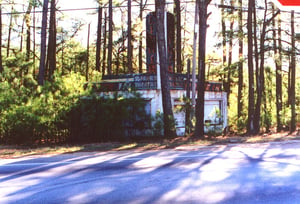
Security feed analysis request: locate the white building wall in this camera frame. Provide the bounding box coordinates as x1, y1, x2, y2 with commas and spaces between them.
98, 89, 227, 136
137, 89, 227, 136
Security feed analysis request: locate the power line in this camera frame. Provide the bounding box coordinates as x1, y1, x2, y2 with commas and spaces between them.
2, 7, 98, 15
1, 1, 300, 16
1, 1, 181, 15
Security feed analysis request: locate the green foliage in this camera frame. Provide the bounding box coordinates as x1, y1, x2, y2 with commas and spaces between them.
69, 92, 151, 142
57, 40, 87, 75
152, 111, 164, 136
0, 71, 86, 144
0, 64, 155, 144
4, 53, 34, 73
237, 114, 247, 133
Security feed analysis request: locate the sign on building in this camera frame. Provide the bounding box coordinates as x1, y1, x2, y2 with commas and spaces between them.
275, 0, 300, 6
272, 0, 300, 9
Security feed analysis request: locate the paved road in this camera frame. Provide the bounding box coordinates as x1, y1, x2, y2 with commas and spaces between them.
1, 141, 300, 204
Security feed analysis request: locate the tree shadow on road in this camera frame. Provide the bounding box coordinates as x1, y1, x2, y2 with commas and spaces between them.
1, 142, 300, 203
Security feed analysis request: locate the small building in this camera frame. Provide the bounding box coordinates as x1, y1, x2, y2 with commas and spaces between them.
93, 73, 227, 136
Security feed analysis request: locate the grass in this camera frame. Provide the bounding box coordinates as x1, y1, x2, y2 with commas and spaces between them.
0, 145, 83, 158
1, 131, 300, 159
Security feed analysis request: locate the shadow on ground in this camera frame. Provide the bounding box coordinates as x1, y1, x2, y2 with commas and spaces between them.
1, 140, 300, 203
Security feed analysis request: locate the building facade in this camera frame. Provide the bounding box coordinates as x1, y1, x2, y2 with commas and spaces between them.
94, 73, 227, 136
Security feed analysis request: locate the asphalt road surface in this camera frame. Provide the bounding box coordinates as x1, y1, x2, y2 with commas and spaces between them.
1, 141, 300, 204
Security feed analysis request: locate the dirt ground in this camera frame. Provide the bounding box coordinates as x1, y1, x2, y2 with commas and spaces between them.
1, 130, 300, 158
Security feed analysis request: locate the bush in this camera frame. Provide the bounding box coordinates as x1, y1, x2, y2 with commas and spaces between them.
0, 72, 86, 144
68, 92, 150, 143
0, 68, 153, 144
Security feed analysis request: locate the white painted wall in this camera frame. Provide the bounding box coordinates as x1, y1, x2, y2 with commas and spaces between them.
137, 89, 227, 136
98, 89, 227, 136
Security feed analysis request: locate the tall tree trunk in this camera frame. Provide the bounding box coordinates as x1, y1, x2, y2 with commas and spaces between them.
253, 0, 268, 134
175, 0, 182, 73
116, 52, 120, 75
0, 4, 3, 73
25, 1, 33, 61
221, 0, 227, 94
107, 0, 113, 75
102, 11, 107, 75
95, 6, 102, 72
20, 18, 24, 52
86, 24, 90, 81
155, 0, 177, 137
237, 0, 243, 126
227, 0, 234, 106
273, 7, 282, 132
47, 0, 56, 79
138, 0, 144, 73
38, 0, 49, 85
247, 0, 255, 135
194, 0, 211, 139
192, 0, 199, 107
127, 0, 133, 73
61, 33, 64, 75
121, 20, 125, 75
33, 6, 36, 77
185, 59, 192, 134
290, 10, 296, 132
253, 3, 259, 98
7, 2, 14, 57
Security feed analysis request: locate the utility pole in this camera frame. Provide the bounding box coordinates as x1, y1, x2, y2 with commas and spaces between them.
192, 0, 199, 107
290, 10, 296, 132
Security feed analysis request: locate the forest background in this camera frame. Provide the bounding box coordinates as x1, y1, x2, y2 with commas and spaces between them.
0, 0, 299, 144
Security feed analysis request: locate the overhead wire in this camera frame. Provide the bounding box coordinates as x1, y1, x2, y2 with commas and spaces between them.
2, 1, 300, 16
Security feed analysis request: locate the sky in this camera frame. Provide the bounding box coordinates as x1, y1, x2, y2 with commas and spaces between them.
1, 0, 99, 46
57, 0, 98, 10
56, 0, 99, 44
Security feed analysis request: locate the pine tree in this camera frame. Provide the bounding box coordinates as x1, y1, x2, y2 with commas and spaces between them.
38, 0, 49, 85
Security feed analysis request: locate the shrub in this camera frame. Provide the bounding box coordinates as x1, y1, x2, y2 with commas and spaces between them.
68, 92, 150, 143
0, 72, 86, 144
